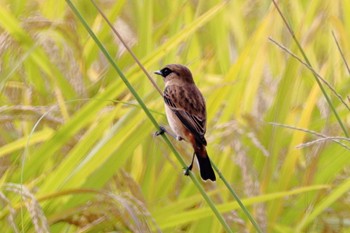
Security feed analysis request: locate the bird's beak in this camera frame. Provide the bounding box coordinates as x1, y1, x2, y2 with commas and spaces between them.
154, 70, 162, 76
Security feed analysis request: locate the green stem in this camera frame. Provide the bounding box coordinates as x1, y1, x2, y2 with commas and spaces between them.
66, 1, 233, 232
212, 163, 264, 233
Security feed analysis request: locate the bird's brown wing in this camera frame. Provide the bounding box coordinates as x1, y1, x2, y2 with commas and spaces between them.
164, 85, 207, 145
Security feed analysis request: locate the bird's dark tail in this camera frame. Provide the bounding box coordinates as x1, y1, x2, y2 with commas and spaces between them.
194, 145, 216, 181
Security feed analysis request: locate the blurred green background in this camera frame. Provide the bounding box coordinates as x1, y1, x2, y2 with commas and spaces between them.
1, 0, 350, 232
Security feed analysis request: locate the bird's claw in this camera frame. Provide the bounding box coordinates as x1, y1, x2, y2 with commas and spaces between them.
184, 164, 193, 176
155, 126, 166, 136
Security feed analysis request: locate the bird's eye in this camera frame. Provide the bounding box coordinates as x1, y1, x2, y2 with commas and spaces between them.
161, 68, 172, 77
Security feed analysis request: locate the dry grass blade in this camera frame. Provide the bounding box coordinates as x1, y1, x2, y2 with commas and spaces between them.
332, 31, 350, 75
269, 37, 350, 112
269, 122, 350, 151
297, 137, 350, 150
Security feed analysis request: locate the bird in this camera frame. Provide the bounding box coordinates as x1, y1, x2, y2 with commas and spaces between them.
154, 64, 216, 181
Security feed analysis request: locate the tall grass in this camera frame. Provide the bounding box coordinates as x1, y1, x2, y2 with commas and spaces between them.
0, 0, 350, 232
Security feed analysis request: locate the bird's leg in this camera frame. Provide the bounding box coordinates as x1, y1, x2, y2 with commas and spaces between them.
184, 152, 195, 176
155, 126, 183, 141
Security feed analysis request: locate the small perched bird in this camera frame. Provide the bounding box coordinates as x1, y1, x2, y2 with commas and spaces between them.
155, 64, 216, 181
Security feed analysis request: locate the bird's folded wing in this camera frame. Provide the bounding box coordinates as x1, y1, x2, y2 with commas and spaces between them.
164, 87, 207, 145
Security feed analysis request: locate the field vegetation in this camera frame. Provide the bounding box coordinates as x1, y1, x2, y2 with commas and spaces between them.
1, 0, 350, 232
